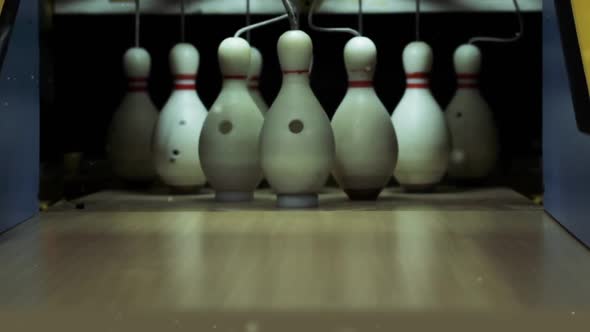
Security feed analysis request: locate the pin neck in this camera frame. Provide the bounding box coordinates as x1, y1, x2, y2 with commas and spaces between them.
127, 77, 148, 92
173, 74, 196, 91
347, 68, 374, 84
406, 72, 430, 89
282, 69, 309, 84
283, 69, 309, 75
456, 73, 479, 89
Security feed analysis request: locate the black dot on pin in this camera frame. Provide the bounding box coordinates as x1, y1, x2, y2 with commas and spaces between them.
173, 149, 180, 156
456, 112, 463, 118
219, 120, 233, 134
179, 120, 186, 125
289, 120, 304, 134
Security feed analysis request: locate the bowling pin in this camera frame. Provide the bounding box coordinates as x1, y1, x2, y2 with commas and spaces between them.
106, 47, 158, 184
332, 36, 398, 200
248, 47, 269, 114
391, 41, 451, 192
198, 37, 264, 202
259, 30, 335, 208
446, 44, 499, 181
153, 43, 208, 191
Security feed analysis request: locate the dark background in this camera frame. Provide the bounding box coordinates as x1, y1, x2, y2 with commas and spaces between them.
42, 12, 542, 180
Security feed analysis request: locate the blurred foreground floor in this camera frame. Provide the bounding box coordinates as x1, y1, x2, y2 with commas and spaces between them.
1, 187, 589, 318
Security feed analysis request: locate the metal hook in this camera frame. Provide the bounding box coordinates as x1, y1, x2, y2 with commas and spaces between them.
308, 0, 360, 37
281, 0, 299, 30
246, 0, 251, 43
358, 0, 364, 36
415, 0, 421, 41
235, 14, 289, 38
134, 0, 140, 47
469, 0, 524, 44
180, 0, 186, 42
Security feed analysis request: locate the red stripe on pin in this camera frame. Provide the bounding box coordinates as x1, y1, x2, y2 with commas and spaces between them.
250, 76, 260, 81
349, 81, 373, 88
175, 74, 196, 80
406, 72, 429, 79
407, 83, 429, 89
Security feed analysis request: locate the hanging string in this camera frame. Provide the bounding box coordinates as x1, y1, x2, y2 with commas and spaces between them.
415, 0, 420, 41
235, 14, 289, 38
358, 0, 364, 36
180, 0, 186, 42
281, 0, 299, 30
309, 0, 361, 37
469, 0, 524, 44
134, 0, 140, 47
246, 0, 251, 42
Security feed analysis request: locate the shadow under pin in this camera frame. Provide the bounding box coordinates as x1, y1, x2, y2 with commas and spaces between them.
343, 188, 383, 201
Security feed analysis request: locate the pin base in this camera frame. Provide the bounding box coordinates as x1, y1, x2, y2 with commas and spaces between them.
402, 184, 436, 193
258, 179, 271, 189
215, 191, 254, 202
169, 185, 202, 195
277, 194, 319, 209
344, 188, 383, 201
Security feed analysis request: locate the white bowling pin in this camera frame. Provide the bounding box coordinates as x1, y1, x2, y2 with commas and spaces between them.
332, 36, 398, 200
260, 30, 335, 208
391, 41, 451, 192
446, 44, 499, 180
153, 43, 208, 191
199, 37, 264, 202
248, 47, 269, 114
106, 47, 158, 183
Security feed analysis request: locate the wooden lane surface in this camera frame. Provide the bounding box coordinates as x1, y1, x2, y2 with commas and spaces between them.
47, 186, 541, 212
1, 191, 589, 312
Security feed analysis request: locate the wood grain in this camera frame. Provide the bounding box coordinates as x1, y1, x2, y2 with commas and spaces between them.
1, 188, 589, 313
48, 186, 541, 212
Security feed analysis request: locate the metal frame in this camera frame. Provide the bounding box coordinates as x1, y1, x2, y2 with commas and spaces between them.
0, 0, 40, 233
554, 0, 590, 134
0, 0, 19, 69
54, 0, 542, 15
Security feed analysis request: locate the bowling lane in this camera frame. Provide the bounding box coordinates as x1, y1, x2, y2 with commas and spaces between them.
46, 186, 540, 212
1, 199, 590, 312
